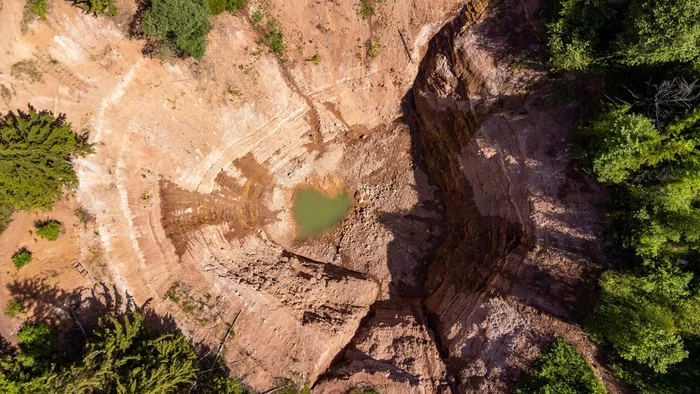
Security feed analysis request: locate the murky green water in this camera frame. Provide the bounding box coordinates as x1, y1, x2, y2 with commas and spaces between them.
293, 187, 352, 239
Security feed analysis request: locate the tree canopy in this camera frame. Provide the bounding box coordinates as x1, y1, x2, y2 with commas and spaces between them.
548, 0, 700, 390
72, 0, 117, 16
517, 339, 607, 394
141, 0, 212, 59
0, 312, 247, 394
546, 0, 700, 71
0, 106, 93, 212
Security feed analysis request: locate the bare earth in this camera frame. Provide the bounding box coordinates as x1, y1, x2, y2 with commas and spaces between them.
0, 0, 628, 392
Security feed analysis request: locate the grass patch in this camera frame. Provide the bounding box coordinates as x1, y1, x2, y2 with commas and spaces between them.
366, 37, 381, 58
0, 85, 12, 104
4, 298, 25, 318
75, 206, 95, 225
10, 60, 43, 83
165, 281, 221, 325
34, 219, 62, 241
358, 0, 382, 19
11, 247, 32, 270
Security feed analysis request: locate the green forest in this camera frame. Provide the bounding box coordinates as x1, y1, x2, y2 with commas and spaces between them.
540, 0, 700, 392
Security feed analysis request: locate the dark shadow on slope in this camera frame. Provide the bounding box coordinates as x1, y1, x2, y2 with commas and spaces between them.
5, 278, 213, 360
319, 2, 613, 393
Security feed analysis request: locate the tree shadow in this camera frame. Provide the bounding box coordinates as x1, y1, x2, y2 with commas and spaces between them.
6, 278, 184, 355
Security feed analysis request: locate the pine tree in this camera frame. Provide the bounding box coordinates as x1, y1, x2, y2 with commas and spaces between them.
0, 106, 93, 211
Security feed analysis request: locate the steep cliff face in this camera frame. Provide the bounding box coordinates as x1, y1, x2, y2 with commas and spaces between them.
314, 2, 622, 393
409, 2, 618, 393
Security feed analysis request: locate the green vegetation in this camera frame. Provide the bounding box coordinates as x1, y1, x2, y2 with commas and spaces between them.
141, 0, 213, 59
4, 299, 25, 318
587, 267, 697, 374
358, 0, 382, 19
11, 247, 32, 270
26, 0, 47, 19
517, 339, 606, 394
248, 8, 285, 56
10, 60, 43, 83
207, 0, 244, 15
547, 0, 700, 391
34, 219, 62, 241
262, 19, 285, 56
306, 54, 321, 64
274, 382, 310, 394
546, 0, 700, 71
207, 0, 226, 15
72, 0, 117, 16
366, 37, 381, 58
250, 10, 264, 25
0, 106, 93, 212
165, 281, 221, 325
0, 204, 12, 235
0, 311, 248, 393
293, 187, 352, 239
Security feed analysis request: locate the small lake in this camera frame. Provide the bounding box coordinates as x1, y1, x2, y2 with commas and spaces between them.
293, 187, 352, 239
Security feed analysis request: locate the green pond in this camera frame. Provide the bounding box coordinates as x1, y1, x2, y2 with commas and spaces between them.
293, 187, 353, 239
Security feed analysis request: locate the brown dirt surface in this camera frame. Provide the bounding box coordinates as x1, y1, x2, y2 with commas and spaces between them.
0, 0, 628, 392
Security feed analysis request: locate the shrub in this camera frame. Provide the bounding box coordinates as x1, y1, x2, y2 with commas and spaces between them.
265, 19, 285, 56
0, 106, 93, 212
74, 206, 95, 225
250, 10, 264, 24
207, 0, 243, 14
4, 299, 25, 318
226, 0, 244, 11
141, 0, 212, 59
517, 339, 607, 394
358, 0, 382, 19
207, 0, 226, 15
11, 247, 32, 270
34, 219, 62, 241
26, 0, 48, 19
72, 0, 117, 16
366, 37, 381, 58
